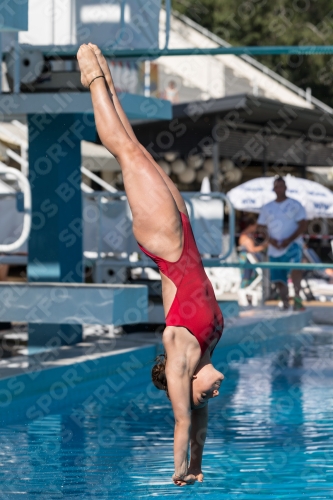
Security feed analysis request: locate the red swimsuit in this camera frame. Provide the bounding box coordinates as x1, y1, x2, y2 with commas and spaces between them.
138, 212, 224, 356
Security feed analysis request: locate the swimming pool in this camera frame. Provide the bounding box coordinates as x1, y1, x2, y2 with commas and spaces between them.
0, 326, 332, 499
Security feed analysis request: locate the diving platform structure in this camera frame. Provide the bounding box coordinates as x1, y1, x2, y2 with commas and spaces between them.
0, 0, 171, 349
0, 282, 148, 326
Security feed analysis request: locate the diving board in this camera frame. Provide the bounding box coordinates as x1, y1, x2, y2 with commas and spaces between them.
0, 282, 148, 326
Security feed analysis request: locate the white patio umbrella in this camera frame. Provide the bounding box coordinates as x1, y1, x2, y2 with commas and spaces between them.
227, 174, 333, 219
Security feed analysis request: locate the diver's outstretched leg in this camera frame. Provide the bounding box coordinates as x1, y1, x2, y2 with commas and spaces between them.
77, 45, 183, 261
87, 43, 188, 217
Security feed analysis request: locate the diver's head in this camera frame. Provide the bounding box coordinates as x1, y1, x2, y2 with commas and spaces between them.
152, 354, 224, 407
191, 363, 224, 408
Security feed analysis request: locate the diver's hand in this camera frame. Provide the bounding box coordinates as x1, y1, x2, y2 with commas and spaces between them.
187, 467, 204, 482
172, 472, 196, 486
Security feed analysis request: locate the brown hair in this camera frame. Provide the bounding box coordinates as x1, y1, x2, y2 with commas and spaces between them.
151, 353, 169, 399
242, 214, 258, 227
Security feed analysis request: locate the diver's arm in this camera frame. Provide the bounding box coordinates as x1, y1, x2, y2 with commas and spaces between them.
188, 404, 208, 481
166, 359, 196, 484
163, 348, 200, 486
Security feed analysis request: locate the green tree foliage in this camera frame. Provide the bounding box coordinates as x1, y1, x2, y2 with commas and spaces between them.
173, 0, 333, 107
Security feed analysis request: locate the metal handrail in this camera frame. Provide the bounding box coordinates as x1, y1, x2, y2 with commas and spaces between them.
0, 163, 31, 252
182, 192, 235, 261
81, 166, 117, 193
202, 261, 333, 270
39, 45, 333, 58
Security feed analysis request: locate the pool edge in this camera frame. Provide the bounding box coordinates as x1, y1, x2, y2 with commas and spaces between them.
0, 309, 312, 424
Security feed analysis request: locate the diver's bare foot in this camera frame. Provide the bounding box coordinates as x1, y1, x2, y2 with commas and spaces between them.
88, 43, 113, 87
77, 44, 103, 88
172, 473, 196, 486
187, 468, 204, 483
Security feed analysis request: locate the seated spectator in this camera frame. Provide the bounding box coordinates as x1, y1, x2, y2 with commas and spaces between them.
162, 80, 179, 103
239, 215, 267, 288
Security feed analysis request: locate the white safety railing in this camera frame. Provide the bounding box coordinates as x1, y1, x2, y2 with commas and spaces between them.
0, 162, 31, 252
81, 166, 117, 193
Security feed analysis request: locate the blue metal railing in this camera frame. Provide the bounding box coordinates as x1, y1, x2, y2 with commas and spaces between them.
202, 261, 333, 270
40, 45, 333, 58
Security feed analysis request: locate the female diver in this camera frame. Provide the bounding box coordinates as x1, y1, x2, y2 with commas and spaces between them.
77, 44, 224, 486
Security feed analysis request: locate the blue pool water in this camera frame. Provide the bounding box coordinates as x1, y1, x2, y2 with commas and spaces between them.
0, 326, 333, 499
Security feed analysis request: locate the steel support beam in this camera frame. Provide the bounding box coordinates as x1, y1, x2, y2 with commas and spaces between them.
27, 113, 96, 346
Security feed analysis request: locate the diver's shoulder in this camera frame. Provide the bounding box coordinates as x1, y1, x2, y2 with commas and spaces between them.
163, 326, 200, 354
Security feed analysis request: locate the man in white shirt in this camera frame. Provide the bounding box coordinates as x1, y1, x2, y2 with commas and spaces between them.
257, 176, 307, 310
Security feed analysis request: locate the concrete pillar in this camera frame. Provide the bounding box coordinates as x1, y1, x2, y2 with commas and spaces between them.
27, 113, 95, 347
